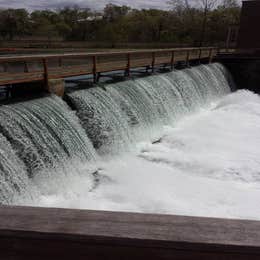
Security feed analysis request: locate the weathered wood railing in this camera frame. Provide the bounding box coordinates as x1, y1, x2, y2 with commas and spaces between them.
0, 206, 260, 259
0, 47, 217, 86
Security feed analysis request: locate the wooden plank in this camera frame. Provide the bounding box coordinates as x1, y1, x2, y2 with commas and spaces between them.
0, 206, 260, 259
0, 72, 44, 85
0, 47, 217, 62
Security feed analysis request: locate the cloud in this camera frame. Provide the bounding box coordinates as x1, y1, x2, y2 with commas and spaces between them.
0, 0, 170, 11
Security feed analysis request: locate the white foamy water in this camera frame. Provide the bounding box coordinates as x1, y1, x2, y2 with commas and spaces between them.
25, 90, 260, 220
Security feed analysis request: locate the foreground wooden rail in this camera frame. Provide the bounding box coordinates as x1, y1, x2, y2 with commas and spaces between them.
0, 205, 260, 259
0, 47, 217, 86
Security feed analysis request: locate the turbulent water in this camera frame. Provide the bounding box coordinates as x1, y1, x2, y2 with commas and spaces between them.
68, 63, 231, 155
2, 62, 260, 220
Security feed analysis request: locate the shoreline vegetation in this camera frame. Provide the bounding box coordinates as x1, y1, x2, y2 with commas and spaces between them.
0, 0, 240, 50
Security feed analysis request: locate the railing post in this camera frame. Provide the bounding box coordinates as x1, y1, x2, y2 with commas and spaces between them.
170, 51, 175, 70
24, 61, 29, 73
151, 52, 155, 73
209, 48, 213, 63
125, 53, 130, 77
93, 55, 97, 83
198, 48, 202, 64
186, 50, 190, 67
42, 58, 49, 89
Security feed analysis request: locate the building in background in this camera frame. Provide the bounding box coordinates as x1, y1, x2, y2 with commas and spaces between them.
237, 0, 260, 52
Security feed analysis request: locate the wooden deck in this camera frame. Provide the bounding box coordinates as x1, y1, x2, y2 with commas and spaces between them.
0, 205, 260, 259
0, 47, 216, 85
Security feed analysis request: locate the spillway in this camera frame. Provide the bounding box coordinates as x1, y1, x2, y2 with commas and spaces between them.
0, 63, 234, 208
68, 63, 231, 155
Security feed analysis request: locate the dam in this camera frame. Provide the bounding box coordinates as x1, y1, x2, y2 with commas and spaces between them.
0, 62, 233, 206
6, 50, 260, 258
1, 59, 260, 259
1, 0, 260, 258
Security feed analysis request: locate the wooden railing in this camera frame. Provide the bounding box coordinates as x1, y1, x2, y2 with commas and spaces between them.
0, 47, 217, 86
0, 205, 260, 259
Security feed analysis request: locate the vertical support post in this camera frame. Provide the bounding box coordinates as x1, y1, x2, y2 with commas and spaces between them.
186, 50, 190, 67
125, 53, 130, 77
209, 48, 213, 63
42, 58, 49, 89
170, 51, 175, 70
151, 52, 155, 73
198, 48, 202, 64
58, 58, 62, 67
24, 61, 29, 73
93, 55, 97, 83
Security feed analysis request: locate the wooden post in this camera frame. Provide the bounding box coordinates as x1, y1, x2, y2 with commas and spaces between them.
125, 53, 130, 77
151, 52, 155, 73
170, 51, 175, 70
58, 58, 62, 67
209, 48, 213, 63
42, 58, 49, 89
93, 55, 97, 83
198, 49, 202, 64
186, 50, 190, 67
24, 61, 29, 73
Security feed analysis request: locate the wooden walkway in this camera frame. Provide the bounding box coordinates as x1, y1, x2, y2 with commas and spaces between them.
1, 206, 260, 259
0, 47, 217, 86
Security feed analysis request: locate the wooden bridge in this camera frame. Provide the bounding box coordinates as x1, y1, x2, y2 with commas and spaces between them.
0, 47, 217, 88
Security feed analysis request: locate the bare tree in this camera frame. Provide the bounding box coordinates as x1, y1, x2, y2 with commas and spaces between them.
199, 0, 218, 46
222, 0, 239, 8
168, 0, 191, 12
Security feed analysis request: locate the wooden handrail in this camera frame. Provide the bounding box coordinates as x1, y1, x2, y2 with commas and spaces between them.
0, 205, 260, 259
0, 47, 217, 63
0, 47, 218, 86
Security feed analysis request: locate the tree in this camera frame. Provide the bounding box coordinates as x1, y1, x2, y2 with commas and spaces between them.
222, 0, 239, 8
103, 4, 131, 22
0, 9, 30, 40
199, 0, 218, 46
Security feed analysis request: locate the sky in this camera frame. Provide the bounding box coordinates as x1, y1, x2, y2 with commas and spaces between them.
0, 0, 170, 11
0, 0, 242, 11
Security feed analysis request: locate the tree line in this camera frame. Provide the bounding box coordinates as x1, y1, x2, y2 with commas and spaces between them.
0, 0, 241, 47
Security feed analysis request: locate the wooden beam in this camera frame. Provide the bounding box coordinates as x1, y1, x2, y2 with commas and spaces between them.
0, 206, 260, 259
42, 58, 49, 89
151, 52, 155, 73
170, 51, 175, 70
92, 55, 97, 83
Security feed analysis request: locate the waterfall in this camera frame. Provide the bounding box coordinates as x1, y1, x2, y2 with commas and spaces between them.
0, 96, 97, 179
0, 133, 32, 204
0, 62, 233, 204
68, 63, 231, 155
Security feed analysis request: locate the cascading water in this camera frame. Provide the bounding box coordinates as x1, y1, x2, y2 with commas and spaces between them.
0, 95, 98, 204
0, 62, 239, 214
0, 133, 33, 204
68, 63, 231, 155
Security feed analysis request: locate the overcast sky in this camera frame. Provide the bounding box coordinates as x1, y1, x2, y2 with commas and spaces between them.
0, 0, 242, 11
0, 0, 171, 11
